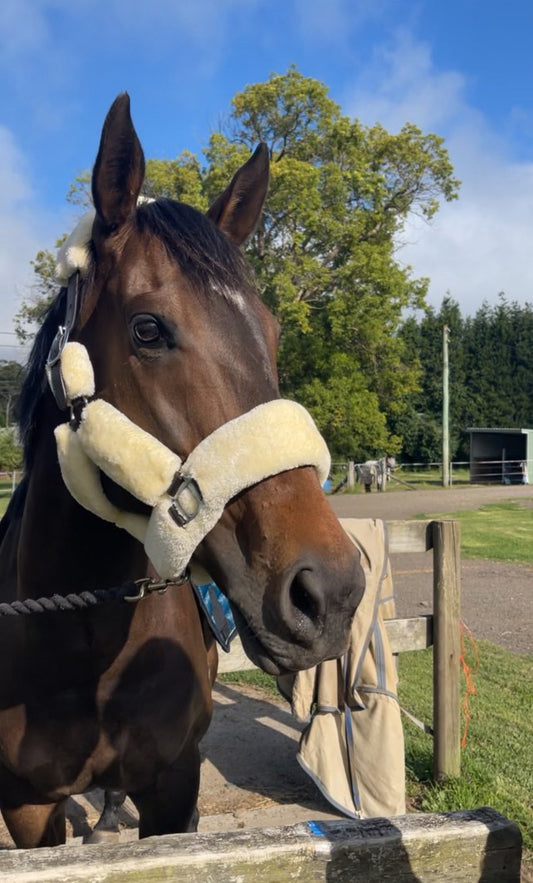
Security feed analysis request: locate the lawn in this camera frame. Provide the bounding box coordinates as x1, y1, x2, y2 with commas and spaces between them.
399, 641, 533, 853
0, 480, 14, 517
420, 499, 533, 563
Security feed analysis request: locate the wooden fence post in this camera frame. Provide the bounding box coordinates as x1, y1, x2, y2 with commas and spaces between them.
432, 519, 461, 780
347, 460, 355, 489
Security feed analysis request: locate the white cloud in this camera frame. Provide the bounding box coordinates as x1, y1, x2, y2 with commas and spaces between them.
347, 31, 533, 313
348, 30, 470, 134
292, 0, 389, 45
0, 125, 64, 358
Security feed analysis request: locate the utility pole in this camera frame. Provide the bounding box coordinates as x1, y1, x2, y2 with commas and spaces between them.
442, 324, 450, 487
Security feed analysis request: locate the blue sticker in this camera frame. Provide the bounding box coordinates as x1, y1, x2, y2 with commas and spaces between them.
306, 821, 325, 837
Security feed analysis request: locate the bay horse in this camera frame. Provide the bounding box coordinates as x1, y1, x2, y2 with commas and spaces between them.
0, 94, 364, 848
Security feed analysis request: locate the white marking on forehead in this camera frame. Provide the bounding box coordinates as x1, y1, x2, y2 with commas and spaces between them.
209, 281, 246, 312
209, 281, 272, 376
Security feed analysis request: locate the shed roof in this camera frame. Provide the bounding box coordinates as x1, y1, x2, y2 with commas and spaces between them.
467, 428, 533, 434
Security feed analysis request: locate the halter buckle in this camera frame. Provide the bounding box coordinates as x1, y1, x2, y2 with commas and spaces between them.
45, 272, 80, 411
168, 474, 203, 527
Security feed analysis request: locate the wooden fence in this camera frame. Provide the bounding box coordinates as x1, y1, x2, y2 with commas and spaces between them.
219, 518, 462, 781
0, 808, 521, 881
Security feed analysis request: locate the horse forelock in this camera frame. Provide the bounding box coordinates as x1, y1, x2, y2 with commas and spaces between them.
135, 199, 255, 301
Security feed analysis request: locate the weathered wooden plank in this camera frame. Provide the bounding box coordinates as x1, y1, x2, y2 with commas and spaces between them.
385, 615, 434, 652
432, 519, 462, 780
218, 615, 435, 674
387, 519, 434, 554
0, 809, 520, 882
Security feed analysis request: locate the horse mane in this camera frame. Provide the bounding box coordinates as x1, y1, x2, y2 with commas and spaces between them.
17, 199, 256, 472
17, 288, 69, 472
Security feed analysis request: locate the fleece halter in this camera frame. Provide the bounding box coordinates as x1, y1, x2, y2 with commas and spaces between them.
52, 343, 330, 582
48, 211, 331, 583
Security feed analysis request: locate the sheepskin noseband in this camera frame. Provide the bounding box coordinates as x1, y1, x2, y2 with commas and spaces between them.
54, 342, 330, 580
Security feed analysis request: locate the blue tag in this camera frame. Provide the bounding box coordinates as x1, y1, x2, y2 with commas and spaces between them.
192, 581, 237, 653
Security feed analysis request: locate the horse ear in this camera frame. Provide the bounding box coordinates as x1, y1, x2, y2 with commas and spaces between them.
91, 93, 145, 232
207, 143, 269, 245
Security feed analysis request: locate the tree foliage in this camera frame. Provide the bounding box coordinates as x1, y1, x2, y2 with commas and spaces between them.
0, 361, 25, 428
14, 241, 66, 342
398, 295, 533, 462
21, 67, 460, 458
0, 428, 22, 471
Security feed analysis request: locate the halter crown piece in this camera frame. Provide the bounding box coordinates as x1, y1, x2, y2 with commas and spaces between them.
51, 211, 331, 582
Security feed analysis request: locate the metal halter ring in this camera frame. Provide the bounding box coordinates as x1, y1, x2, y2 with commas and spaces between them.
167, 474, 203, 527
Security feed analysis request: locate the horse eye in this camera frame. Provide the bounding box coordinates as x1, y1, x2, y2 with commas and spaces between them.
131, 315, 162, 346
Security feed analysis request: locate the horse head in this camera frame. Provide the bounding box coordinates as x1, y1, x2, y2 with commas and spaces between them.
54, 94, 364, 675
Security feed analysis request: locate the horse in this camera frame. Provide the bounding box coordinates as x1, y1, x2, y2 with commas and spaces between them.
0, 94, 364, 848
356, 456, 396, 492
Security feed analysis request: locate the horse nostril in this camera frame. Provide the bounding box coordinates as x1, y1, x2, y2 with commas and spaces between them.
282, 567, 327, 645
290, 570, 323, 622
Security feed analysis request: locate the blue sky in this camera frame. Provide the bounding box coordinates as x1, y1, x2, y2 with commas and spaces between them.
2, 0, 533, 360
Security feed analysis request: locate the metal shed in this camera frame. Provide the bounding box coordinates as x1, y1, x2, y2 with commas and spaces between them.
468, 427, 533, 484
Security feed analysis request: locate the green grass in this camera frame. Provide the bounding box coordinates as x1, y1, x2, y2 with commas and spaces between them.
220, 640, 533, 858
400, 642, 533, 852
219, 668, 281, 699
420, 500, 533, 563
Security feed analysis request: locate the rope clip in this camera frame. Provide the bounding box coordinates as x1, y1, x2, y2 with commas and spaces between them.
125, 570, 190, 603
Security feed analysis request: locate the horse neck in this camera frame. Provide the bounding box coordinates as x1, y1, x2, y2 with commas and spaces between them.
6, 423, 147, 601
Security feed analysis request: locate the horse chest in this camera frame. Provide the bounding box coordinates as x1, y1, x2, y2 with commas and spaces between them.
0, 594, 212, 798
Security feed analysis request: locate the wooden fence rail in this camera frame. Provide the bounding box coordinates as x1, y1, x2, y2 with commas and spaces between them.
219, 519, 462, 781
0, 808, 520, 881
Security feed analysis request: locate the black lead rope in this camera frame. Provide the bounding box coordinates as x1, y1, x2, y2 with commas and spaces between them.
0, 574, 190, 617
0, 584, 137, 616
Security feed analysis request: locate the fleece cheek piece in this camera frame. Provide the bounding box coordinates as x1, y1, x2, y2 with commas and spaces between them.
78, 399, 182, 507
54, 342, 331, 580
59, 342, 95, 402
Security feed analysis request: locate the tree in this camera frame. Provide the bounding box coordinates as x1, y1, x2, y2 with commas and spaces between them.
0, 361, 25, 428
14, 242, 66, 342
396, 297, 469, 461
464, 295, 533, 430
0, 428, 22, 471
218, 68, 458, 455
20, 68, 459, 457
398, 295, 533, 463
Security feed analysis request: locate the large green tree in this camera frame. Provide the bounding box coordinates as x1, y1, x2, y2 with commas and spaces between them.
20, 68, 459, 458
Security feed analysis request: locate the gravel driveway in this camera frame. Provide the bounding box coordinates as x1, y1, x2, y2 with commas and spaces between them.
329, 483, 533, 655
